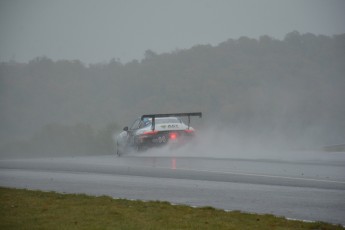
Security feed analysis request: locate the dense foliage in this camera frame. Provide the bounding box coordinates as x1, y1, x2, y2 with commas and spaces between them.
1, 31, 344, 156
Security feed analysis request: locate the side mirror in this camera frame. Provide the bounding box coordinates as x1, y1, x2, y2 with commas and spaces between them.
123, 126, 129, 131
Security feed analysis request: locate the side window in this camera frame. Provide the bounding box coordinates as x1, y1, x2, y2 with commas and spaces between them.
139, 120, 146, 128
130, 119, 141, 130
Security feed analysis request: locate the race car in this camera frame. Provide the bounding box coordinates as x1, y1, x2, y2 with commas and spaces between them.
115, 112, 202, 156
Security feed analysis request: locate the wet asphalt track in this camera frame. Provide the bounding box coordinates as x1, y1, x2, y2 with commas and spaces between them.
0, 152, 344, 225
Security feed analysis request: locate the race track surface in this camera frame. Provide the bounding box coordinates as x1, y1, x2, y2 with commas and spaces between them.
1, 151, 344, 225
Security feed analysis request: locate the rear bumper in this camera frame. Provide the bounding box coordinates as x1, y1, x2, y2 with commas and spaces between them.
135, 131, 195, 149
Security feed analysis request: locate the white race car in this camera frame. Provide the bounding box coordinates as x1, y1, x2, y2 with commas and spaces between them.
115, 112, 202, 156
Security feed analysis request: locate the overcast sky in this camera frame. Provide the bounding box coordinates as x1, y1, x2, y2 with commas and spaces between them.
1, 0, 344, 64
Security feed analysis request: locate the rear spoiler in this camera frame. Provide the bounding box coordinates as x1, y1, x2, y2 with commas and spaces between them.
141, 112, 202, 131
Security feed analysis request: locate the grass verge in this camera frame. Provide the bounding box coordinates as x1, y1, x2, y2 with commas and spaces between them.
0, 187, 343, 230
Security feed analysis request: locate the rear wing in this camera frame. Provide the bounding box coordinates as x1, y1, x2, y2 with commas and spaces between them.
141, 112, 202, 131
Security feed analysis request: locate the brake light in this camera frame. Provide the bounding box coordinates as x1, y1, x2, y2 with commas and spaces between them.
142, 130, 158, 135
169, 132, 177, 140
184, 129, 194, 133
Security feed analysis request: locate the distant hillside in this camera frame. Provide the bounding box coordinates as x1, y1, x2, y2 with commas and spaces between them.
1, 31, 345, 147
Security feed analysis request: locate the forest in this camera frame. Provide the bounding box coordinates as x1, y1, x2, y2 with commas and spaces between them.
1, 31, 344, 157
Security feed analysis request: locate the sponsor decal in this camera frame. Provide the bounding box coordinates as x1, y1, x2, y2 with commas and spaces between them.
160, 124, 179, 129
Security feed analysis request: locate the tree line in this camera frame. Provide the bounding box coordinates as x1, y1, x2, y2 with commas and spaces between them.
1, 31, 344, 156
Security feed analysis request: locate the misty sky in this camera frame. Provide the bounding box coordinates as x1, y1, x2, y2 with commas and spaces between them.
1, 0, 344, 64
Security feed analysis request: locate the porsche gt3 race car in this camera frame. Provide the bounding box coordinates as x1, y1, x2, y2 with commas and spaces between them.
115, 112, 202, 156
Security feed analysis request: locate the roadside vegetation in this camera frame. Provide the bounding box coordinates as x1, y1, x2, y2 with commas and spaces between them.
1, 32, 345, 158
0, 187, 343, 230
0, 123, 120, 158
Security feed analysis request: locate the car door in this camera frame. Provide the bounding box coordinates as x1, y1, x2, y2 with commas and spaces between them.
127, 118, 141, 146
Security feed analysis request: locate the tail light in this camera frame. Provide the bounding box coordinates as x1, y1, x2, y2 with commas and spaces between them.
184, 129, 194, 134
169, 132, 178, 140
142, 130, 158, 135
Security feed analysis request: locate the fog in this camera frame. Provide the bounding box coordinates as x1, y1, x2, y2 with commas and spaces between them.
120, 124, 342, 162
0, 1, 345, 159
1, 0, 345, 63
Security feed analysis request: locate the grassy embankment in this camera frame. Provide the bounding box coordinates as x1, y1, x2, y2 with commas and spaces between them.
0, 187, 343, 230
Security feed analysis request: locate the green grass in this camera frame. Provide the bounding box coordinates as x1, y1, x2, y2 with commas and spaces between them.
0, 187, 343, 230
